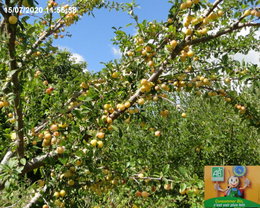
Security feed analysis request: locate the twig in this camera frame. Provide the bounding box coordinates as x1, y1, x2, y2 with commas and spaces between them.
131, 175, 174, 182
24, 185, 47, 208
205, 0, 224, 17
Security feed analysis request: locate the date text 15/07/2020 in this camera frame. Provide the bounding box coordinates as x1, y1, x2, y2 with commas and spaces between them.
4, 7, 77, 14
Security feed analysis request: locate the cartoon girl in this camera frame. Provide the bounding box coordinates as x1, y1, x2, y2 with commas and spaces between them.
215, 176, 250, 198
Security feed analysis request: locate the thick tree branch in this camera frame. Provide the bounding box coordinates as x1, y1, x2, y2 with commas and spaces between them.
5, 10, 25, 158
188, 22, 260, 47
21, 151, 58, 175
0, 149, 15, 166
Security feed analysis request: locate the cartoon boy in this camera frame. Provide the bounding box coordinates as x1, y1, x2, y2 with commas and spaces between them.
215, 176, 250, 198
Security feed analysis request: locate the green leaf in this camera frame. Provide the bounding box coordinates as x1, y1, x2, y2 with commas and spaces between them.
20, 158, 26, 166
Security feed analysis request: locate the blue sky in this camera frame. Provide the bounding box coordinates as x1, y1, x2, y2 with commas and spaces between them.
53, 0, 172, 72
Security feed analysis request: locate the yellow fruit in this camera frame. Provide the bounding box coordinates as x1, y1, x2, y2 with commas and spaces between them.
0, 101, 4, 108
53, 131, 60, 137
80, 82, 88, 89
68, 179, 75, 186
97, 141, 104, 148
147, 60, 154, 67
193, 187, 200, 195
184, 21, 190, 27
42, 205, 49, 208
243, 9, 251, 16
155, 131, 161, 137
198, 28, 208, 35
203, 18, 209, 25
193, 57, 199, 62
106, 117, 112, 124
164, 184, 172, 190
135, 37, 144, 44
186, 15, 193, 23
63, 4, 69, 9
183, 28, 192, 36
112, 72, 119, 78
224, 78, 231, 84
145, 46, 152, 52
111, 179, 118, 185
126, 51, 134, 56
180, 3, 187, 9
141, 79, 148, 85
56, 146, 65, 154
192, 0, 199, 4
90, 139, 97, 147
187, 50, 194, 57
117, 103, 125, 111
137, 98, 145, 105
63, 171, 72, 178
43, 80, 48, 86
170, 40, 178, 49
54, 191, 60, 197
225, 97, 231, 102
217, 10, 224, 17
153, 96, 159, 101
103, 104, 111, 110
44, 133, 52, 140
75, 160, 82, 166
167, 18, 173, 24
181, 113, 187, 118
8, 113, 13, 118
50, 124, 58, 132
54, 200, 61, 206
186, 0, 193, 8
141, 191, 149, 198
96, 132, 105, 139
179, 189, 186, 195
59, 190, 66, 197
124, 101, 131, 108
9, 16, 18, 24
2, 101, 9, 107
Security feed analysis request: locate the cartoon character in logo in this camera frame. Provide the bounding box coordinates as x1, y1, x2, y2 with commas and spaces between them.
215, 176, 250, 198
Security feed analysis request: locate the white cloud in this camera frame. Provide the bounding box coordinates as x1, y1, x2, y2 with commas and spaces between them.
56, 45, 87, 71
70, 53, 85, 63
233, 28, 260, 66
237, 28, 260, 38
56, 45, 86, 64
111, 46, 122, 58
233, 50, 260, 66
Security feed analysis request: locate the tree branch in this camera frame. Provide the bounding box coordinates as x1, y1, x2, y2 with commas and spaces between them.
5, 9, 25, 158
0, 2, 8, 18
21, 151, 58, 175
24, 186, 47, 208
188, 22, 260, 47
0, 149, 15, 166
205, 0, 224, 17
